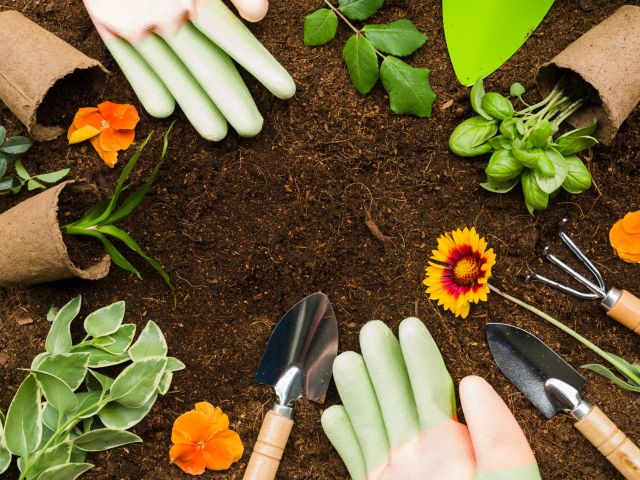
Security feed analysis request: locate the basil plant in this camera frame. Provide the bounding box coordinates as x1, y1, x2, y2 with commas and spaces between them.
449, 78, 596, 214
0, 296, 184, 480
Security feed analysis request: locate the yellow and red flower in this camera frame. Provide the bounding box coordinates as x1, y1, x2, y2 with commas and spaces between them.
67, 101, 139, 168
423, 227, 496, 318
169, 402, 243, 475
610, 210, 640, 263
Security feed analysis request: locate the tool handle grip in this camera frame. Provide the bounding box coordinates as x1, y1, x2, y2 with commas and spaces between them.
607, 290, 640, 334
575, 406, 640, 480
243, 410, 294, 480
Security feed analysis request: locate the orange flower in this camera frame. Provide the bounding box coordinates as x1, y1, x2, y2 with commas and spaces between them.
610, 210, 640, 263
169, 402, 243, 475
67, 101, 139, 168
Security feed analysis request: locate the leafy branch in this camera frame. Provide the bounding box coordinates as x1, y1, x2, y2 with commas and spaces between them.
304, 0, 435, 117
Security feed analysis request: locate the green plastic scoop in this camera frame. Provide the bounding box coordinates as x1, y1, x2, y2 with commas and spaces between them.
443, 0, 555, 86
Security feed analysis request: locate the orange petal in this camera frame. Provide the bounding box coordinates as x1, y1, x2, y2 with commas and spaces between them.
171, 410, 218, 445
621, 210, 640, 235
99, 128, 135, 152
195, 402, 216, 418
73, 107, 104, 130
90, 136, 118, 168
170, 443, 206, 475
98, 101, 140, 130
615, 248, 640, 263
202, 430, 243, 470
68, 124, 101, 144
610, 221, 640, 255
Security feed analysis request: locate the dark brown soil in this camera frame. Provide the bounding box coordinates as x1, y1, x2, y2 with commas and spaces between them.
1, 1, 639, 479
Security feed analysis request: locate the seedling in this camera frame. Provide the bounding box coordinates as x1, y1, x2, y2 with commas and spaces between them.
304, 0, 435, 117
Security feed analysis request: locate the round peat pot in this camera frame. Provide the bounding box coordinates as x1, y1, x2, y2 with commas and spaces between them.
0, 180, 110, 287
536, 5, 640, 144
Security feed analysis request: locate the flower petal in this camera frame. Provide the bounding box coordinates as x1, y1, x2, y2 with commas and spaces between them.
68, 124, 101, 144
621, 211, 640, 235
171, 410, 218, 445
89, 136, 118, 168
202, 430, 244, 470
99, 128, 135, 152
170, 443, 206, 475
73, 107, 103, 130
610, 221, 640, 255
98, 101, 140, 130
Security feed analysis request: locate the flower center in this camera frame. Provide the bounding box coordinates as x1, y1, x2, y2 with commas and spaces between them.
453, 257, 480, 285
101, 119, 110, 130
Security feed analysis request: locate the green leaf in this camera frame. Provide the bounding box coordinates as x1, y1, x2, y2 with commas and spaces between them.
529, 120, 552, 148
128, 321, 168, 362
27, 178, 46, 191
42, 403, 62, 431
0, 126, 6, 145
480, 92, 514, 120
554, 135, 598, 156
512, 140, 544, 169
74, 429, 142, 452
558, 121, 598, 139
509, 82, 525, 97
0, 177, 16, 191
499, 118, 519, 139
46, 306, 59, 322
91, 324, 136, 355
70, 346, 130, 368
342, 35, 379, 96
45, 296, 82, 355
68, 229, 141, 279
562, 155, 592, 194
35, 169, 70, 184
5, 374, 42, 457
86, 370, 115, 392
534, 148, 567, 194
27, 441, 72, 480
0, 158, 6, 178
449, 116, 497, 157
36, 462, 93, 480
70, 198, 110, 229
109, 358, 167, 408
380, 56, 435, 117
157, 372, 173, 395
84, 301, 125, 338
165, 357, 186, 373
0, 410, 11, 475
480, 178, 520, 194
487, 135, 511, 151
14, 159, 31, 180
582, 364, 640, 392
36, 353, 90, 391
99, 395, 157, 430
339, 0, 383, 21
0, 136, 31, 154
470, 77, 492, 120
363, 20, 426, 57
31, 370, 78, 415
521, 170, 548, 214
72, 391, 104, 419
303, 9, 338, 47
485, 150, 523, 183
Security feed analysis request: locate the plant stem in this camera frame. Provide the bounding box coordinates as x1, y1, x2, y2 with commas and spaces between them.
555, 99, 584, 126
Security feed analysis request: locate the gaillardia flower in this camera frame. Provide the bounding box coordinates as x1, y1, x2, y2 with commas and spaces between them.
423, 227, 496, 318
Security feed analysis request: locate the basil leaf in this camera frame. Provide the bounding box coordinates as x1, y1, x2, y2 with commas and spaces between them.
534, 148, 567, 194
499, 118, 519, 139
562, 155, 592, 194
449, 116, 497, 157
342, 35, 379, 95
470, 76, 492, 120
558, 121, 598, 139
522, 170, 549, 214
363, 20, 426, 57
510, 82, 525, 97
303, 9, 338, 47
380, 56, 435, 117
529, 120, 552, 148
480, 92, 514, 120
485, 150, 523, 183
554, 135, 598, 156
480, 177, 519, 194
512, 140, 544, 169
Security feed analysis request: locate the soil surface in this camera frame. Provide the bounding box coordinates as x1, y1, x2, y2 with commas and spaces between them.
1, 1, 639, 479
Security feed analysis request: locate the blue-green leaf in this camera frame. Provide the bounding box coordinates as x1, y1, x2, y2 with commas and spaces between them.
0, 136, 31, 154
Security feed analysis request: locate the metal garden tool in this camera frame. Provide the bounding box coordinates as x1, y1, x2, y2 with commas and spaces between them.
443, 0, 555, 86
527, 219, 640, 334
487, 323, 640, 480
243, 292, 338, 480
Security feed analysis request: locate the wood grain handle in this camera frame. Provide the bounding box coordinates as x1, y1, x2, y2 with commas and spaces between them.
574, 406, 640, 480
606, 290, 640, 334
243, 410, 294, 480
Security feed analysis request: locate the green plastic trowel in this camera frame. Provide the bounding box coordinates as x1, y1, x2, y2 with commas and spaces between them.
443, 0, 555, 85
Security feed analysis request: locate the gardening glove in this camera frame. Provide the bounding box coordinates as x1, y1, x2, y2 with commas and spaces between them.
83, 0, 296, 140
321, 318, 541, 480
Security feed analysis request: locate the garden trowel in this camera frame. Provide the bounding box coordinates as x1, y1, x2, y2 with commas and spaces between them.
443, 0, 555, 85
487, 323, 640, 480
243, 292, 338, 480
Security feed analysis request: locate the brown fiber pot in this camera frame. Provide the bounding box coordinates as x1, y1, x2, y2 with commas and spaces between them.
0, 11, 108, 141
536, 5, 640, 144
0, 181, 110, 287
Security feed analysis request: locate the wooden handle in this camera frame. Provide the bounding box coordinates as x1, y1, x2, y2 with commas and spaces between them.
243, 410, 294, 480
607, 290, 640, 334
574, 406, 640, 479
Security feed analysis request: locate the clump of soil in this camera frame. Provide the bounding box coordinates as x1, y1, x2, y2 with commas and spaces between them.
57, 184, 105, 270
38, 69, 101, 127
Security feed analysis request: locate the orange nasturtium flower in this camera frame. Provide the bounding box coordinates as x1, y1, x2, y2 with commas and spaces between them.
610, 210, 640, 263
169, 402, 243, 475
424, 227, 496, 318
67, 101, 139, 168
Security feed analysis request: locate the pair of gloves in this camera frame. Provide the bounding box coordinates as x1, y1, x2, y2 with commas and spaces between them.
83, 0, 295, 140
322, 318, 542, 480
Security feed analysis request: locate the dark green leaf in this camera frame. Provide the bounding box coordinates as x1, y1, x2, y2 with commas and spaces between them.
70, 198, 111, 229
480, 177, 519, 194
521, 170, 548, 214
72, 229, 141, 279
562, 155, 592, 194
449, 116, 497, 157
303, 9, 338, 47
342, 35, 379, 96
581, 364, 640, 392
5, 374, 42, 457
470, 77, 492, 120
363, 19, 426, 57
0, 158, 6, 178
0, 177, 14, 191
0, 126, 6, 145
339, 0, 383, 21
0, 136, 31, 154
380, 56, 435, 117
480, 92, 514, 120
485, 150, 523, 183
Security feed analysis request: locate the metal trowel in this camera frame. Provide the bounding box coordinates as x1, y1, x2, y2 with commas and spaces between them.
243, 292, 338, 480
487, 323, 640, 480
443, 0, 555, 85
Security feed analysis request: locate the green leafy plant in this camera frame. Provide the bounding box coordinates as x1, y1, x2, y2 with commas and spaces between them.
64, 127, 174, 303
0, 296, 185, 479
0, 126, 69, 195
304, 0, 435, 117
449, 78, 596, 214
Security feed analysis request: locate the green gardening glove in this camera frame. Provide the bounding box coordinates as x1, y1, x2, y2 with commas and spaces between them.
321, 318, 541, 480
